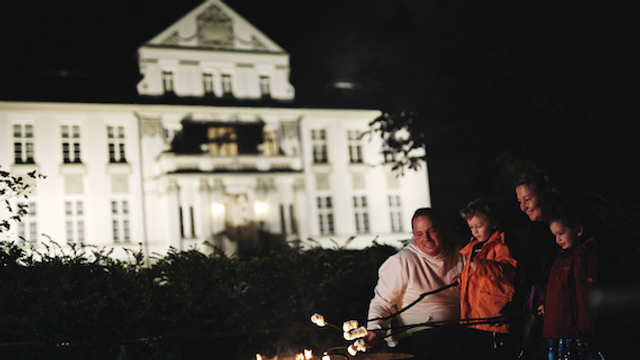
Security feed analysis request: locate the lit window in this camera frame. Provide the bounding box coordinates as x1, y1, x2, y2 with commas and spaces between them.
262, 130, 279, 156
207, 127, 238, 156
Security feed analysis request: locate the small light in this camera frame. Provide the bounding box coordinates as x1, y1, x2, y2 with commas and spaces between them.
212, 203, 224, 214
255, 202, 267, 213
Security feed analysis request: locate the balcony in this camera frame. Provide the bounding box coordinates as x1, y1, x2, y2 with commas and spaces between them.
158, 153, 303, 174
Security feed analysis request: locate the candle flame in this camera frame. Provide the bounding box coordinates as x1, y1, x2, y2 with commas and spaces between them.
304, 349, 313, 359
295, 353, 304, 360
256, 355, 264, 360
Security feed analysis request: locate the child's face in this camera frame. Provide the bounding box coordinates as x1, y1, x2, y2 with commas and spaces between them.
466, 214, 496, 243
549, 220, 583, 250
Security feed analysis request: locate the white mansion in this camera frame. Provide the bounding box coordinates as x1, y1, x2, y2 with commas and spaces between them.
0, 0, 430, 260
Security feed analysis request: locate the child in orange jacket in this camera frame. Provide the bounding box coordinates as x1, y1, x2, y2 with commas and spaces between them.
456, 198, 518, 360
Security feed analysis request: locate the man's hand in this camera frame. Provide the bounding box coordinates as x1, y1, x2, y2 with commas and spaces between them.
364, 330, 384, 349
451, 273, 462, 291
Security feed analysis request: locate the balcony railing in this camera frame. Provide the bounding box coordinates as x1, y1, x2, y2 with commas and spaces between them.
158, 153, 303, 173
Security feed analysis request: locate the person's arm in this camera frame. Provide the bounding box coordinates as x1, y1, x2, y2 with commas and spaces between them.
472, 242, 517, 282
365, 254, 407, 345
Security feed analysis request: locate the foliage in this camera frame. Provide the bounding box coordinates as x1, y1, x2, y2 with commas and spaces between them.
0, 168, 46, 233
0, 240, 398, 360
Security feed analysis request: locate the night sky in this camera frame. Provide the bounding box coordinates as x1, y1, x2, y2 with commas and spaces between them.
2, 0, 639, 228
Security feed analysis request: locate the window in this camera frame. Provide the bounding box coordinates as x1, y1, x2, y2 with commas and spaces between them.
112, 199, 130, 243
262, 130, 279, 156
207, 127, 238, 156
162, 70, 174, 93
124, 220, 130, 242
260, 75, 271, 98
113, 220, 120, 242
13, 123, 34, 164
61, 124, 82, 163
203, 73, 214, 95
353, 196, 370, 233
348, 130, 363, 164
16, 201, 38, 244
65, 200, 84, 243
389, 195, 403, 232
311, 129, 328, 163
317, 196, 334, 235
221, 73, 233, 96
107, 125, 127, 163
78, 220, 85, 243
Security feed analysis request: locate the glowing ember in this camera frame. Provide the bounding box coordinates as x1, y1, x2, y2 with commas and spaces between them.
304, 349, 313, 359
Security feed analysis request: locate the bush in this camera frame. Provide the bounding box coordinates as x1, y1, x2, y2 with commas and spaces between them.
0, 240, 398, 360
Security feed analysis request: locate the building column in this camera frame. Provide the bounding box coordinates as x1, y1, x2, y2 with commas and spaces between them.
198, 177, 211, 244
164, 178, 182, 251
293, 177, 307, 244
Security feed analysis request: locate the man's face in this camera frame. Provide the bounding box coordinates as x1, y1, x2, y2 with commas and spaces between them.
412, 215, 446, 257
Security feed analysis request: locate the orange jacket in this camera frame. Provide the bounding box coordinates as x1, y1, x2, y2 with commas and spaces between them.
459, 231, 517, 333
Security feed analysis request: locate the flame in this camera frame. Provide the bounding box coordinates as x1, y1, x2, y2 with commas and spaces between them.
256, 355, 264, 360
295, 353, 304, 360
304, 349, 313, 359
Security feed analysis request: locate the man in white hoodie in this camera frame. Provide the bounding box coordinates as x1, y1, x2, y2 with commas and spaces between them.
365, 208, 465, 360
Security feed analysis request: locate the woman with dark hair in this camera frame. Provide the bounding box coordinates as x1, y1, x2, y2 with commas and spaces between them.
514, 168, 564, 360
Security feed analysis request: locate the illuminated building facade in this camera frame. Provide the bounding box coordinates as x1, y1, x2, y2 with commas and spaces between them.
0, 0, 430, 260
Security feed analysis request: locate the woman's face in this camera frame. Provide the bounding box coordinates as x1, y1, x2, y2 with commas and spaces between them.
516, 184, 550, 222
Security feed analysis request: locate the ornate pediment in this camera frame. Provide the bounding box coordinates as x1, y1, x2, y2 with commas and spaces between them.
147, 0, 285, 53
197, 4, 234, 47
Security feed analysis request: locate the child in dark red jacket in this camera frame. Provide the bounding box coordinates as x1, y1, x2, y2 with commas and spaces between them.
537, 206, 605, 359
